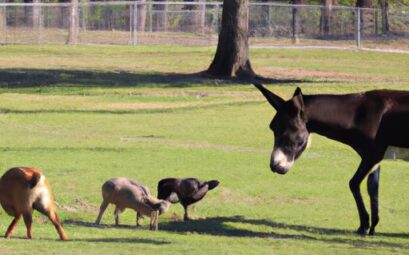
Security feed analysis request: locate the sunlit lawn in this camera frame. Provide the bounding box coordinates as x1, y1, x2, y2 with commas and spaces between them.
0, 45, 408, 254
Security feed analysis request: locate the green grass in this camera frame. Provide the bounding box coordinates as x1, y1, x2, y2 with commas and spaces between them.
0, 45, 409, 254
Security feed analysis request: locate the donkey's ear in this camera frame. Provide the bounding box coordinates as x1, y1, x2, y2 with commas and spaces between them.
253, 83, 285, 110
293, 87, 302, 97
292, 87, 304, 110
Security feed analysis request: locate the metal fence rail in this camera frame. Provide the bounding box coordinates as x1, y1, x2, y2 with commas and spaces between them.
0, 1, 408, 50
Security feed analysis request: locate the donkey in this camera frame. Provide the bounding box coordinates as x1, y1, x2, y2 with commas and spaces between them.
253, 83, 409, 235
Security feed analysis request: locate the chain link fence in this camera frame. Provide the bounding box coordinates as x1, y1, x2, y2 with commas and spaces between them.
0, 1, 408, 50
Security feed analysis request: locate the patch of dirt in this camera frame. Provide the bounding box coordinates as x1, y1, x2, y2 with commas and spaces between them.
54, 201, 77, 212
218, 187, 317, 206
35, 215, 49, 224
272, 196, 317, 205
127, 91, 210, 98
171, 213, 183, 221
218, 187, 266, 206
74, 197, 98, 212
259, 67, 362, 82
120, 136, 269, 153
97, 102, 194, 110
172, 142, 269, 153
55, 197, 97, 213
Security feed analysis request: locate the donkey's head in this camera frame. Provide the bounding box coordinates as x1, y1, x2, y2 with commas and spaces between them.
254, 83, 309, 175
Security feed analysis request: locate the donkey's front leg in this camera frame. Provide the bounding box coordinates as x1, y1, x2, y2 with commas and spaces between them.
349, 159, 377, 235
367, 166, 380, 235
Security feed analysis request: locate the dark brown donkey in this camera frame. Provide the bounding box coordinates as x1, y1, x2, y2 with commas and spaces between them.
253, 83, 409, 235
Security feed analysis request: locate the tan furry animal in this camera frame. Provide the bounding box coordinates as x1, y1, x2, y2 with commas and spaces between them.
0, 167, 68, 240
95, 177, 170, 230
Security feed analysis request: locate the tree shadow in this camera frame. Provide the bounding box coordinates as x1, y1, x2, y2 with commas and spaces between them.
0, 68, 311, 89
0, 146, 128, 153
160, 215, 409, 249
160, 215, 350, 237
63, 216, 409, 249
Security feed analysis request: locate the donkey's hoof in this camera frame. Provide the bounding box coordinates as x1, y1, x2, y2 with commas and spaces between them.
368, 228, 375, 236
356, 226, 368, 236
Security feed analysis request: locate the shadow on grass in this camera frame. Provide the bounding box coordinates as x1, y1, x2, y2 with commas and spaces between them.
7, 235, 170, 245
63, 219, 171, 245
0, 100, 258, 115
0, 68, 310, 89
64, 219, 138, 230
71, 237, 170, 245
64, 216, 409, 249
160, 216, 409, 249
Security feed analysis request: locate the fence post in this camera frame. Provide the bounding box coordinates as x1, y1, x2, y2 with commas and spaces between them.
214, 3, 220, 33
130, 2, 138, 45
37, 4, 43, 44
149, 2, 153, 32
164, 1, 168, 32
374, 9, 378, 35
355, 7, 361, 49
33, 1, 40, 29
0, 6, 6, 44
200, 0, 206, 34
129, 3, 133, 45
292, 4, 301, 44
67, 0, 79, 44
137, 0, 146, 31
81, 3, 88, 32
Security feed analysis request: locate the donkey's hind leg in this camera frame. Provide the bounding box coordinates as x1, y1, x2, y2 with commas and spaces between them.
349, 159, 377, 235
367, 166, 380, 235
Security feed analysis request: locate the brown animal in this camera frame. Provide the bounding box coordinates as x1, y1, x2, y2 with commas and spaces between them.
0, 167, 68, 240
95, 177, 170, 230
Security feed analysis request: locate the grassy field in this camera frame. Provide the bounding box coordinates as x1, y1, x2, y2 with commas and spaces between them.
0, 45, 408, 254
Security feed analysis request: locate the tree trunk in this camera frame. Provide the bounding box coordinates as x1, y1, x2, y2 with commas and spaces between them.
58, 0, 70, 28
260, 0, 272, 37
291, 0, 304, 44
137, 0, 147, 31
356, 0, 372, 7
356, 0, 372, 35
153, 0, 167, 31
0, 6, 5, 44
32, 0, 40, 29
379, 0, 389, 33
23, 0, 31, 26
207, 0, 254, 78
197, 0, 206, 34
320, 0, 337, 36
182, 0, 205, 33
67, 0, 79, 44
